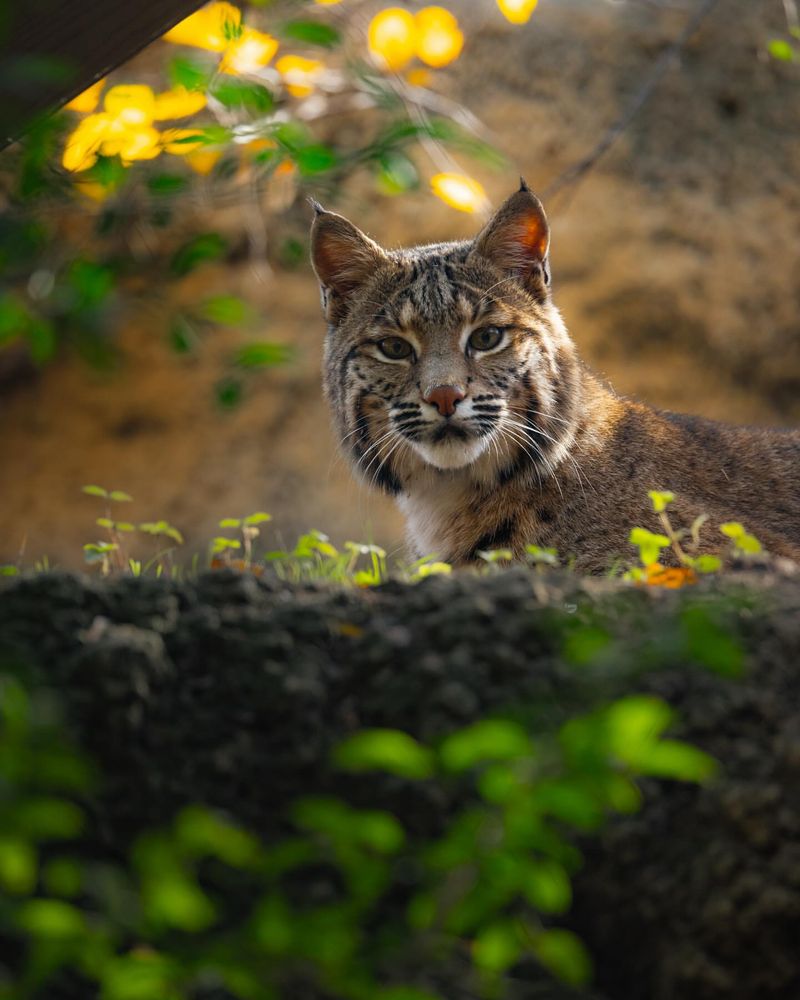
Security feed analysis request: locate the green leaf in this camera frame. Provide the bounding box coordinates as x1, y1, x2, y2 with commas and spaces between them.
335, 729, 434, 779
350, 810, 405, 853
719, 521, 744, 539
279, 19, 342, 48
14, 797, 85, 838
147, 173, 189, 196
218, 517, 241, 528
82, 484, 108, 498
26, 318, 57, 364
692, 554, 722, 574
170, 232, 227, 276
439, 719, 532, 772
294, 144, 338, 175
168, 56, 210, 91
169, 313, 197, 353
531, 778, 604, 831
0, 291, 32, 343
215, 376, 243, 408
648, 490, 674, 513
211, 537, 241, 553
521, 859, 572, 914
42, 858, 83, 898
174, 806, 259, 867
199, 294, 250, 325
83, 542, 118, 555
376, 989, 442, 1000
604, 696, 673, 761
211, 79, 274, 112
681, 605, 743, 676
83, 153, 128, 190
169, 124, 229, 146
562, 626, 610, 666
375, 151, 418, 195
68, 259, 115, 309
101, 951, 179, 1000
109, 490, 133, 502
637, 739, 718, 782
473, 920, 522, 974
252, 893, 294, 953
143, 873, 216, 931
0, 565, 20, 576
476, 548, 513, 563
629, 527, 671, 566
768, 38, 794, 61
243, 512, 272, 525
235, 342, 293, 368
529, 928, 592, 986
0, 838, 37, 894
18, 899, 86, 938
524, 544, 559, 566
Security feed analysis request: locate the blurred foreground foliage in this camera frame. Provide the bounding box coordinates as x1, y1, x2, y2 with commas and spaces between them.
0, 658, 718, 1000
0, 0, 508, 405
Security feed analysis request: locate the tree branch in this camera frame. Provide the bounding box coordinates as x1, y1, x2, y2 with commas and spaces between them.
543, 0, 722, 200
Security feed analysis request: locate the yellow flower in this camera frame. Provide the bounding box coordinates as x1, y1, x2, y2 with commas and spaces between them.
73, 179, 110, 201
62, 114, 112, 171
430, 172, 488, 213
185, 149, 223, 174
276, 55, 324, 97
496, 0, 539, 25
65, 79, 105, 114
314, 0, 342, 4
367, 8, 417, 72
405, 67, 431, 87
414, 7, 463, 68
153, 87, 207, 120
63, 85, 173, 171
104, 85, 155, 126
219, 27, 279, 74
163, 2, 241, 51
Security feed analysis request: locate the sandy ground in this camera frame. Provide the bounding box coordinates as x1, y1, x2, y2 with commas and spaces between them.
1, 0, 798, 568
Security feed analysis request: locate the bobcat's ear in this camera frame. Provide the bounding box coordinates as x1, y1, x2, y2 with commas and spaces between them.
310, 207, 388, 324
470, 183, 551, 301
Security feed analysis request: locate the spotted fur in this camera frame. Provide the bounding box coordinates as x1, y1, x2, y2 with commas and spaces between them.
311, 184, 800, 572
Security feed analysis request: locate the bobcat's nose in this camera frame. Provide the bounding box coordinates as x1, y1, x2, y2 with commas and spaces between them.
423, 384, 466, 417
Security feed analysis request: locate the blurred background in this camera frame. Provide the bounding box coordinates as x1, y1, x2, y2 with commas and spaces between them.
1, 0, 798, 570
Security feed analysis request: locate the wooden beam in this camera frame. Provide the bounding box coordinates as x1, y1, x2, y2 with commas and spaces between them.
0, 0, 206, 147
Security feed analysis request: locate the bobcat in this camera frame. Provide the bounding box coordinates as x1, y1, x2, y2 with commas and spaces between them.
310, 182, 800, 572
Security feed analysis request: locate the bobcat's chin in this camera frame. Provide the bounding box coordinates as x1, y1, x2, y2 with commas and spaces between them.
412, 434, 489, 471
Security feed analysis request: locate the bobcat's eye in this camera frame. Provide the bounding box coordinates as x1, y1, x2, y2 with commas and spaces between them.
468, 326, 505, 353
378, 337, 414, 361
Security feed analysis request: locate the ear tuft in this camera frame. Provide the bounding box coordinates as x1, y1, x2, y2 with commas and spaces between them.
310, 211, 388, 324
308, 197, 326, 217
518, 176, 530, 193
470, 187, 551, 300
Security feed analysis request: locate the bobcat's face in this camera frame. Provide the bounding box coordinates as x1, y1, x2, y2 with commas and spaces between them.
312, 185, 581, 494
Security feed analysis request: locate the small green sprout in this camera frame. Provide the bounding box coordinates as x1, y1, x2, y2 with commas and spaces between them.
629, 527, 671, 567
525, 544, 559, 567
648, 490, 675, 514
476, 548, 513, 564
409, 559, 452, 581
139, 522, 184, 545
720, 522, 762, 556
81, 486, 132, 502
211, 537, 242, 555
